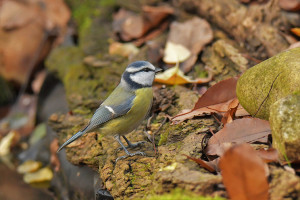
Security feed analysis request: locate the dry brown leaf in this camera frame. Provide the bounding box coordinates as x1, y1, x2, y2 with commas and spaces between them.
154, 64, 212, 85
221, 98, 239, 125
172, 99, 248, 123
163, 17, 213, 72
194, 77, 238, 109
279, 0, 300, 11
113, 6, 173, 41
0, 1, 37, 30
172, 77, 249, 123
0, 0, 70, 84
219, 144, 269, 200
205, 118, 271, 156
256, 148, 279, 163
288, 41, 300, 50
185, 154, 217, 173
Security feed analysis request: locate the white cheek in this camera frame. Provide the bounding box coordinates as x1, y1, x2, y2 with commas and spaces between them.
130, 72, 154, 86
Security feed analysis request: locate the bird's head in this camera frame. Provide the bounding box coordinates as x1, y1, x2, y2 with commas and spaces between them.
121, 61, 161, 89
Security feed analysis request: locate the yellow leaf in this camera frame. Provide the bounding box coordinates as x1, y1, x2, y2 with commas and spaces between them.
17, 160, 42, 174
0, 130, 16, 156
23, 167, 53, 184
155, 64, 212, 85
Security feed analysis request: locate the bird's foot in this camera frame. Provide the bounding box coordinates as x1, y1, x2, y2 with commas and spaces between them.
116, 151, 146, 162
117, 141, 146, 151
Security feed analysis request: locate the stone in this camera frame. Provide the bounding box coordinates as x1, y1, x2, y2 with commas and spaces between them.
236, 47, 300, 119
269, 94, 300, 162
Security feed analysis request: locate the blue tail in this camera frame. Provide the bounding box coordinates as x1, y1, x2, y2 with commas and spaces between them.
57, 131, 84, 152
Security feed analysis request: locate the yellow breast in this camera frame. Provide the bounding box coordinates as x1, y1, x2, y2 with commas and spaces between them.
100, 87, 153, 136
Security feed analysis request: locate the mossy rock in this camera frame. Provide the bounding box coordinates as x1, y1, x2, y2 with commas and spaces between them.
269, 94, 300, 162
236, 47, 300, 120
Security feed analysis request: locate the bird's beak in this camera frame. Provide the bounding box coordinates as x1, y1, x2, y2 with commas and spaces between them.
155, 67, 162, 74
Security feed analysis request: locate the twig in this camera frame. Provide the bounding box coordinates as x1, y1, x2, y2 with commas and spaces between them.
253, 72, 282, 117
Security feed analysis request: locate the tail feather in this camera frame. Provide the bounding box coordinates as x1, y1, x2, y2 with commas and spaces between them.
57, 131, 84, 153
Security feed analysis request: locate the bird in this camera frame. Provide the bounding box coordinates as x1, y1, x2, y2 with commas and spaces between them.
57, 61, 161, 161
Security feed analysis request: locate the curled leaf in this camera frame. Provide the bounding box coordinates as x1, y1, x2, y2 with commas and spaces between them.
155, 64, 212, 85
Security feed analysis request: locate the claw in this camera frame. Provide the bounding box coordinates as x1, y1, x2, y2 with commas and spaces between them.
115, 135, 147, 162
116, 151, 146, 162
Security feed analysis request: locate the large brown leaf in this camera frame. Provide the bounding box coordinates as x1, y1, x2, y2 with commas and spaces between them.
219, 144, 269, 200
163, 17, 213, 72
205, 118, 271, 156
172, 77, 249, 123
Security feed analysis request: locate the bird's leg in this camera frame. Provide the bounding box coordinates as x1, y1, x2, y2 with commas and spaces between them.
122, 136, 146, 149
115, 135, 146, 162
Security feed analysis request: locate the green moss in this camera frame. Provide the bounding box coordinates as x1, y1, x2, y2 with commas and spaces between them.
146, 188, 225, 200
46, 46, 84, 79
158, 127, 169, 146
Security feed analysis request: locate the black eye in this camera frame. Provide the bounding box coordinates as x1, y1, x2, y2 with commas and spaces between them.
143, 68, 151, 72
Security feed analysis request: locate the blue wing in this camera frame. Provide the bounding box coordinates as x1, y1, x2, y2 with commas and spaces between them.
57, 85, 135, 152
83, 94, 135, 133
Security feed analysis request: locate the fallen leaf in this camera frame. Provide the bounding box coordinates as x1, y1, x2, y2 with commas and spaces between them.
287, 41, 300, 50
185, 154, 216, 173
256, 148, 279, 163
172, 77, 249, 123
163, 42, 191, 63
0, 1, 37, 30
0, 130, 17, 156
23, 167, 53, 184
194, 77, 238, 109
219, 144, 269, 200
113, 6, 173, 41
291, 28, 300, 37
205, 118, 271, 156
133, 20, 169, 47
163, 17, 213, 72
172, 99, 248, 123
279, 0, 300, 11
221, 98, 239, 125
154, 64, 212, 85
0, 0, 70, 84
17, 160, 42, 174
109, 42, 139, 58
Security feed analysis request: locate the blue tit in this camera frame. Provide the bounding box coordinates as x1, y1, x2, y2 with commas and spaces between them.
57, 61, 161, 161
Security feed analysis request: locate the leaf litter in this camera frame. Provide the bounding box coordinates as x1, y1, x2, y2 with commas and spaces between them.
219, 144, 269, 200
172, 77, 249, 123
205, 118, 271, 156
